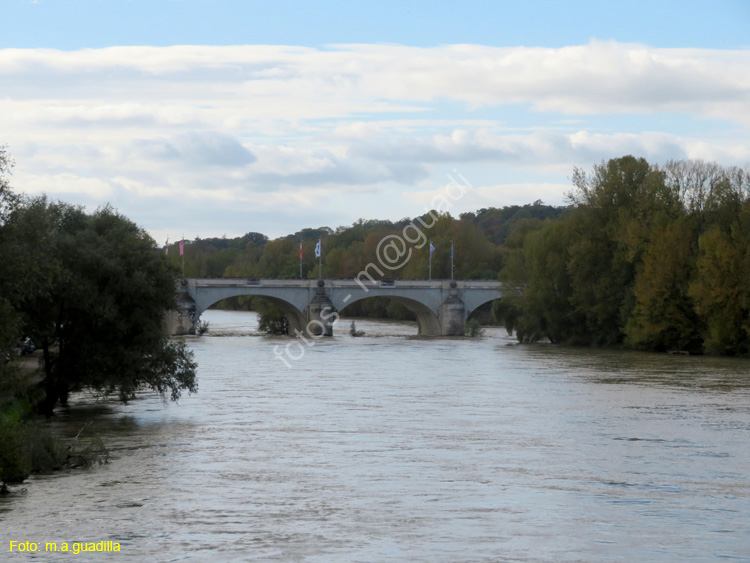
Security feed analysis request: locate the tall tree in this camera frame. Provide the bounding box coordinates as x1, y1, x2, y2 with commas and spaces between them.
497, 219, 585, 343
566, 156, 670, 344
0, 146, 17, 226
625, 219, 701, 351
689, 211, 750, 355
0, 147, 24, 393
2, 198, 197, 415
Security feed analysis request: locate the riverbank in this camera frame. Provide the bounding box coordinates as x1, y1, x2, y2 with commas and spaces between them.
1, 351, 78, 489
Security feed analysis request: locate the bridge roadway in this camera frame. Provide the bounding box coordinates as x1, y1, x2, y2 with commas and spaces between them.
168, 278, 503, 337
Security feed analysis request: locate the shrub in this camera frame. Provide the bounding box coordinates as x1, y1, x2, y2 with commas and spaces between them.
464, 319, 485, 337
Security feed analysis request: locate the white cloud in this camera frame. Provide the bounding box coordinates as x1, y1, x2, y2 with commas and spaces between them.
130, 131, 256, 167
17, 172, 114, 198
347, 129, 748, 170
1, 41, 748, 238
2, 42, 749, 122
405, 182, 572, 211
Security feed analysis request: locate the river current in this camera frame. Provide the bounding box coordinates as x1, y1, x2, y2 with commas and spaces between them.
2, 310, 749, 561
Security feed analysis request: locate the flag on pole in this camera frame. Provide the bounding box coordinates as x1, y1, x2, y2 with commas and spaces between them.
180, 239, 184, 256
300, 242, 303, 259
428, 241, 434, 280
165, 238, 169, 255
315, 239, 321, 258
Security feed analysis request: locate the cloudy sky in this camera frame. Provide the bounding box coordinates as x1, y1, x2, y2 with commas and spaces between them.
1, 1, 749, 242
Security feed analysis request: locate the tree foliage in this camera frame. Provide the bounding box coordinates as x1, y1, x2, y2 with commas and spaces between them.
626, 219, 701, 351
0, 146, 18, 226
0, 194, 197, 416
0, 147, 22, 395
689, 213, 750, 355
256, 301, 290, 335
496, 156, 750, 355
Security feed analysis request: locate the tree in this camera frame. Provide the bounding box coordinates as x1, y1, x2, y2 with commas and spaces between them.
497, 219, 585, 343
566, 156, 672, 345
0, 147, 23, 395
0, 146, 18, 226
1, 198, 197, 415
625, 219, 702, 352
256, 300, 290, 334
689, 212, 750, 355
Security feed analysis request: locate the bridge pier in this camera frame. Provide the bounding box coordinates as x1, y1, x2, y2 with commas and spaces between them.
438, 281, 466, 336
165, 282, 198, 335
303, 280, 337, 337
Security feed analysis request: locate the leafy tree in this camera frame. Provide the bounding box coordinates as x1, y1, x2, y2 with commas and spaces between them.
497, 220, 585, 343
2, 198, 197, 415
663, 159, 749, 233
626, 219, 701, 351
0, 146, 18, 226
566, 156, 670, 345
0, 296, 23, 399
496, 156, 750, 354
689, 213, 750, 355
468, 202, 567, 245
0, 149, 25, 396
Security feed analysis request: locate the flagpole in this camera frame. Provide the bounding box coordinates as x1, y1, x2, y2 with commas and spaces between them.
181, 233, 185, 278
315, 239, 322, 279
450, 239, 454, 280
299, 242, 303, 279
429, 240, 432, 281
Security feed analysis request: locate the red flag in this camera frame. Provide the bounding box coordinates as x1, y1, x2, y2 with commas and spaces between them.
180, 239, 184, 256
299, 242, 303, 259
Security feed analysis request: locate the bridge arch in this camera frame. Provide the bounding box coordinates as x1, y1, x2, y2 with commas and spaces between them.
461, 289, 503, 320
338, 294, 441, 336
463, 295, 503, 320
187, 284, 310, 336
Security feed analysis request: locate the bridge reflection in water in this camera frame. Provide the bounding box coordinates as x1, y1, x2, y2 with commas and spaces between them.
167, 278, 502, 337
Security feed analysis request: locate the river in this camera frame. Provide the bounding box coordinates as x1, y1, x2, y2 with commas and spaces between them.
2, 310, 750, 561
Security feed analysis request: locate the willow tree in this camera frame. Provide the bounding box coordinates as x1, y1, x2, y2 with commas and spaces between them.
1, 197, 197, 415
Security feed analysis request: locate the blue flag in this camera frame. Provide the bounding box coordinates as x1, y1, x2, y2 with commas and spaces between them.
429, 241, 435, 255
315, 239, 321, 258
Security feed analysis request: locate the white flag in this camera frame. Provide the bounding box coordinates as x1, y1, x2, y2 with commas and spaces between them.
315, 239, 321, 258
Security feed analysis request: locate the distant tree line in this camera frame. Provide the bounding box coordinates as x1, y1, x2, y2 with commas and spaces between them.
170, 203, 566, 281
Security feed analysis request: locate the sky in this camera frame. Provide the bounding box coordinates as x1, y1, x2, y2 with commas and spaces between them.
1, 0, 749, 242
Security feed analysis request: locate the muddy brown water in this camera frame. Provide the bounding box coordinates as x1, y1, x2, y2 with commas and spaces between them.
2, 310, 749, 561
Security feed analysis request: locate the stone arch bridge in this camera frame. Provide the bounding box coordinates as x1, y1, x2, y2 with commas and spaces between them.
167, 278, 502, 337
